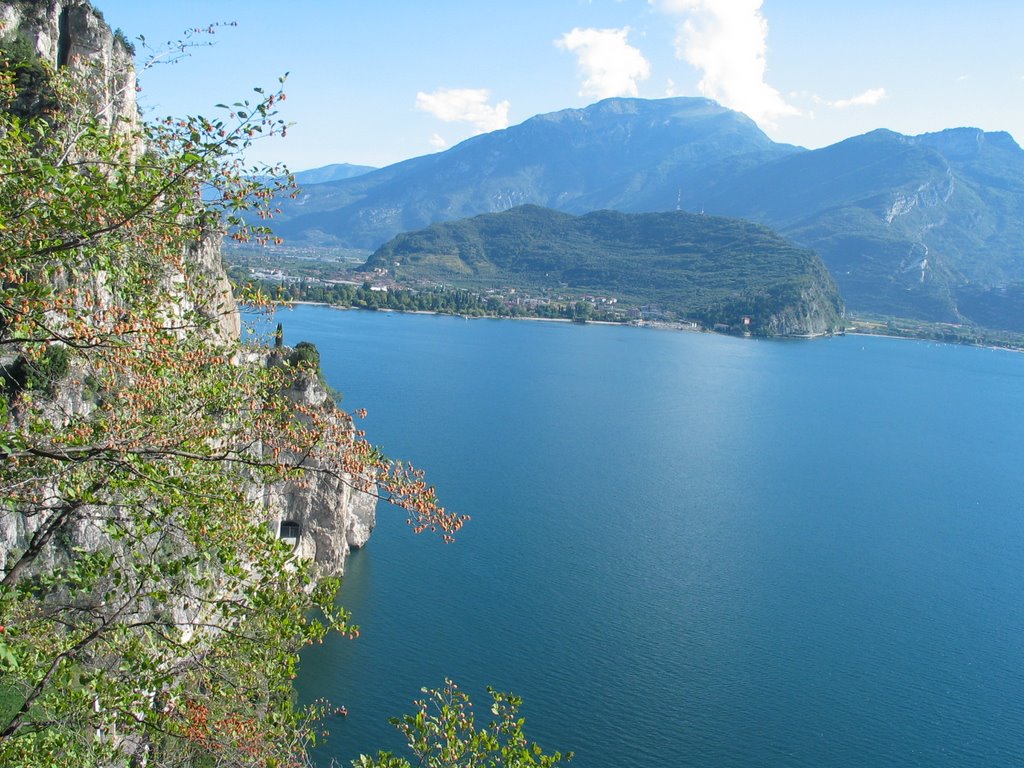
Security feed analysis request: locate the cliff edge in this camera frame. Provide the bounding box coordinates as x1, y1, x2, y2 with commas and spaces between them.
0, 0, 373, 580
0, 3, 400, 763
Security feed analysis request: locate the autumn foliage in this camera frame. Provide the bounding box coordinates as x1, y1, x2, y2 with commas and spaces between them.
0, 25, 464, 768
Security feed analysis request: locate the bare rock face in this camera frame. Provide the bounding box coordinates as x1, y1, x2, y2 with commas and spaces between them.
258, 461, 376, 577
1, 2, 239, 346
182, 231, 243, 345
256, 366, 377, 578
0, 0, 136, 127
0, 0, 371, 579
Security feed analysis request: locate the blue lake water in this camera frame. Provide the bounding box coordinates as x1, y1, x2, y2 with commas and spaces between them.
285, 304, 1024, 767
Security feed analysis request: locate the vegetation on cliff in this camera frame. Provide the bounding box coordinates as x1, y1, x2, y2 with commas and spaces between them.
0, 20, 465, 767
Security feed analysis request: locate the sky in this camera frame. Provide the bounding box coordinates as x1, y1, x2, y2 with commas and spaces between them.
95, 0, 1024, 172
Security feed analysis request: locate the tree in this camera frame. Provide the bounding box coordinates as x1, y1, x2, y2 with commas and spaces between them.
0, 23, 465, 768
355, 680, 571, 768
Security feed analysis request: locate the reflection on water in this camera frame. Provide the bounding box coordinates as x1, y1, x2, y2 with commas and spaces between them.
289, 307, 1024, 768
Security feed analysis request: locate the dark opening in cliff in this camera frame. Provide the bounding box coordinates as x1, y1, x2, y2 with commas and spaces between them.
56, 7, 71, 67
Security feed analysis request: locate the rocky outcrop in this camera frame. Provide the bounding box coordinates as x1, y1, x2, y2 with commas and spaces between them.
180, 230, 242, 347
762, 288, 844, 337
0, 0, 371, 579
762, 266, 845, 338
259, 454, 376, 575
0, 0, 136, 127
257, 365, 376, 577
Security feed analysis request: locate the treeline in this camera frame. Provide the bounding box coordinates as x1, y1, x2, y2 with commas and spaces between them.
238, 275, 626, 323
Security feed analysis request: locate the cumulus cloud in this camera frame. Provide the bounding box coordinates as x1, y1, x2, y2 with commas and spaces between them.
415, 88, 511, 134
556, 27, 652, 99
830, 87, 887, 109
650, 0, 798, 126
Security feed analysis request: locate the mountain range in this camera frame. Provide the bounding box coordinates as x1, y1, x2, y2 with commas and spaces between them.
291, 162, 376, 185
272, 97, 1024, 331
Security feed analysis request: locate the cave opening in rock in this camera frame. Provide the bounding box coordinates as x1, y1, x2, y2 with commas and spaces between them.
279, 520, 301, 547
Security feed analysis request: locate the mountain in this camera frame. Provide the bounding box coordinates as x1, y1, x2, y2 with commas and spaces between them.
273, 97, 799, 248
366, 205, 844, 337
292, 162, 376, 185
705, 127, 1024, 324
272, 96, 1024, 331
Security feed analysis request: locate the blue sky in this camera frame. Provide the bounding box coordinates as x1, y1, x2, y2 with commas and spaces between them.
97, 0, 1024, 172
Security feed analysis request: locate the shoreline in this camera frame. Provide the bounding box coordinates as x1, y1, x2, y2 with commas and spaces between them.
272, 300, 833, 340
279, 301, 1024, 352
844, 330, 1024, 354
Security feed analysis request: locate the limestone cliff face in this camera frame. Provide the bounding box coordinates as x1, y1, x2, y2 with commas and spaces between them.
1, 1, 241, 348
762, 273, 845, 338
0, 0, 371, 579
1, 365, 377, 583
256, 366, 376, 577
0, 0, 136, 127
180, 230, 243, 347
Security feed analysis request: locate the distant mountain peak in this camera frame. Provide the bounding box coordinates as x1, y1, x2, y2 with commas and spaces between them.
271, 96, 1024, 333
532, 95, 763, 131
909, 126, 1022, 156
291, 163, 377, 186
274, 95, 798, 250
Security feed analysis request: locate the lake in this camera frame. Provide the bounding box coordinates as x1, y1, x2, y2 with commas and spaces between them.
285, 304, 1024, 767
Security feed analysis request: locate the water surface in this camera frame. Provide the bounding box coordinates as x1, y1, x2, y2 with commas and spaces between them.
285, 306, 1024, 767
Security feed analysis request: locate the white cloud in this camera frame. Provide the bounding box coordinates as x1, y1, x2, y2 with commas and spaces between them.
666, 78, 678, 97
429, 133, 448, 149
556, 27, 652, 99
830, 87, 887, 109
956, 74, 970, 82
650, 0, 798, 126
414, 88, 511, 133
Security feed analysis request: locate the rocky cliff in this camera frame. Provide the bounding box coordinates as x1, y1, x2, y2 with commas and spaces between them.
0, 4, 386, 763
257, 364, 377, 574
0, 0, 135, 125
0, 0, 372, 580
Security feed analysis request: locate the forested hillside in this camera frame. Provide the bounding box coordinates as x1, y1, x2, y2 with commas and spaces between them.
366, 205, 844, 336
